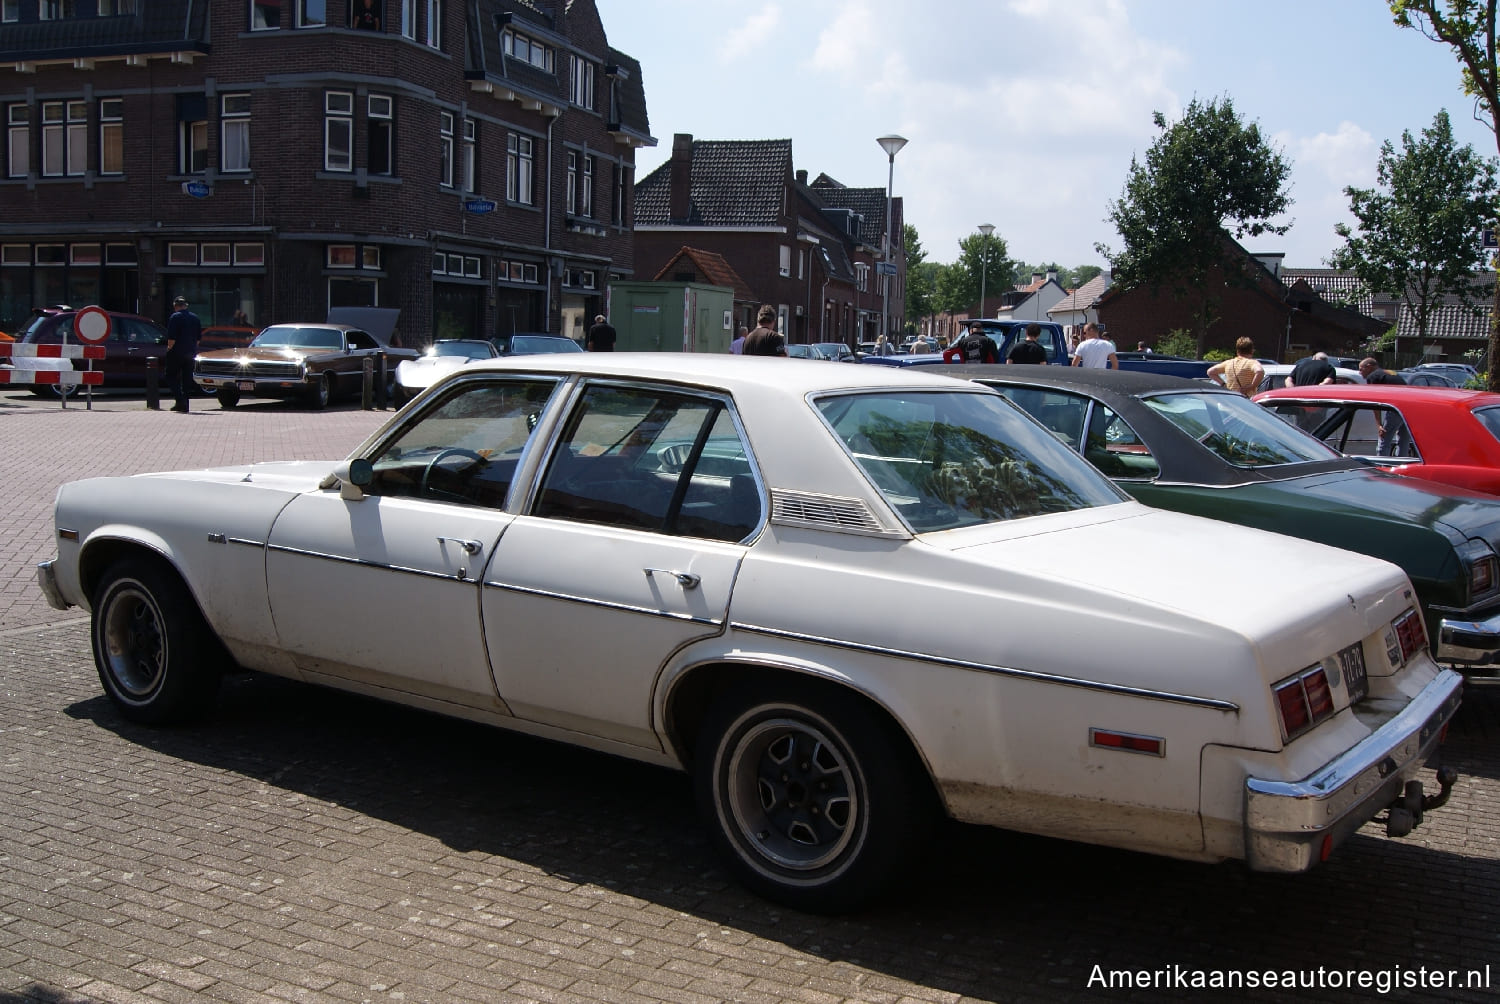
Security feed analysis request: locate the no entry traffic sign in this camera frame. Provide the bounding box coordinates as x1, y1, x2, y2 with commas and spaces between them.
74, 305, 112, 344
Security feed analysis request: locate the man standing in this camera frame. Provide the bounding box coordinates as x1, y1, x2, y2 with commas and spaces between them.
164, 295, 201, 413
1070, 322, 1118, 369
742, 305, 786, 356
586, 314, 617, 352
1287, 351, 1336, 387
729, 325, 749, 354
1007, 323, 1049, 364
956, 321, 999, 363
1359, 357, 1410, 456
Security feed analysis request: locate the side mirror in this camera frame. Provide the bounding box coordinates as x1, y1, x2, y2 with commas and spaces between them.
348, 458, 373, 487
318, 459, 373, 500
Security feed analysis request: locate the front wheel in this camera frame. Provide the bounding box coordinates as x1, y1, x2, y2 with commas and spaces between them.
91, 559, 223, 724
216, 386, 241, 409
694, 679, 935, 912
307, 372, 333, 410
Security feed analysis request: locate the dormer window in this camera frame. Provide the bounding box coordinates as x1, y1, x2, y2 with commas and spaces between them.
502, 29, 553, 72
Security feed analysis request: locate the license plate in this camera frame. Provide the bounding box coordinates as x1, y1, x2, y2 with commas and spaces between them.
1338, 643, 1368, 702
238, 381, 255, 391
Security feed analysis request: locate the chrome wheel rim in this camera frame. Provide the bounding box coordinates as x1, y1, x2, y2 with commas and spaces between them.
99, 581, 166, 699
723, 715, 857, 871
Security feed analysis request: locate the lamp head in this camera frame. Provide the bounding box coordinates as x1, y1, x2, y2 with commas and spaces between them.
978, 223, 996, 238
876, 134, 908, 158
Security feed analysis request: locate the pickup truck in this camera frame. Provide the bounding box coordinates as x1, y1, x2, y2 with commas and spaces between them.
1113, 351, 1215, 379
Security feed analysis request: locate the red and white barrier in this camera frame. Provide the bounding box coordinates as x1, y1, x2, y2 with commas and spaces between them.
0, 343, 106, 386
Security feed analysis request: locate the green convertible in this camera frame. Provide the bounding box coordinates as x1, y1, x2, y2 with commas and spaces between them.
949, 365, 1500, 675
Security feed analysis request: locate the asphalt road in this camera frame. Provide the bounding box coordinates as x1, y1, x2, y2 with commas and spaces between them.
1, 387, 1498, 1003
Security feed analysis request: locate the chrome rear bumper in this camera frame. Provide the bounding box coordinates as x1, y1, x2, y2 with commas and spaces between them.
1438, 609, 1500, 664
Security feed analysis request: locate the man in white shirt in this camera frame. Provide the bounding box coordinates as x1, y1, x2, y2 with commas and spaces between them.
1071, 322, 1118, 369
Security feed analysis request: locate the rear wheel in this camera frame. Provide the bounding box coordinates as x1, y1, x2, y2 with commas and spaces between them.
694, 678, 935, 912
216, 386, 241, 409
91, 559, 223, 724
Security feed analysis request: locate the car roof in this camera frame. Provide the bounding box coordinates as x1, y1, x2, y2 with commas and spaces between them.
1256, 384, 1500, 406
943, 363, 1211, 398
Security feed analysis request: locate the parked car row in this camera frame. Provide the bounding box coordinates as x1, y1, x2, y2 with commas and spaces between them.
39, 355, 1464, 913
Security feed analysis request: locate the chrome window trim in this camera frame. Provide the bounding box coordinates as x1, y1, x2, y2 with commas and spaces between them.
730, 622, 1239, 712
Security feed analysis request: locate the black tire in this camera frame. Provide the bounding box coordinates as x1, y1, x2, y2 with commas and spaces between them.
694, 678, 935, 913
308, 372, 332, 410
216, 386, 241, 409
90, 559, 223, 725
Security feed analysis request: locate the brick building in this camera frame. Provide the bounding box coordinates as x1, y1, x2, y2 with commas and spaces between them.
0, 0, 652, 346
633, 134, 902, 346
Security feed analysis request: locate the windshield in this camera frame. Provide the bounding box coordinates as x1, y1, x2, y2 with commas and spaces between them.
816, 390, 1126, 532
511, 336, 582, 354
431, 341, 495, 360
252, 326, 343, 350
1147, 391, 1341, 466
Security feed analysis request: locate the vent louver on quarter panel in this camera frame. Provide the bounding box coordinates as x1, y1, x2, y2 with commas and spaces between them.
770, 489, 899, 536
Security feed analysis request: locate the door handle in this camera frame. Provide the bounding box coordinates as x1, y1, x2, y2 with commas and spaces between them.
644, 567, 700, 589
437, 535, 482, 555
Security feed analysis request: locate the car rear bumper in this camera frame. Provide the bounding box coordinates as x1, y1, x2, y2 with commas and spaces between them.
1242, 668, 1463, 871
1437, 608, 1500, 664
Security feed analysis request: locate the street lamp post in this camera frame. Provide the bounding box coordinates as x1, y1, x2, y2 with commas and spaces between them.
876, 134, 907, 344
976, 223, 995, 323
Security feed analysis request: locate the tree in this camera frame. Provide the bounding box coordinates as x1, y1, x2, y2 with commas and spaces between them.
1392, 1, 1500, 388
944, 231, 1014, 316
1072, 264, 1104, 287
1098, 96, 1292, 355
903, 224, 936, 329
1330, 110, 1498, 366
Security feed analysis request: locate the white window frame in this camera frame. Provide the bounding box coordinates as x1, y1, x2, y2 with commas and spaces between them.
6, 104, 28, 179
581, 154, 593, 217
40, 101, 65, 178
570, 55, 594, 111
324, 91, 353, 172
507, 132, 532, 205
220, 94, 251, 173
297, 0, 325, 27
778, 245, 791, 278
99, 98, 122, 175
100, 0, 135, 13
39, 0, 62, 18
250, 0, 280, 29
502, 29, 551, 71
2, 0, 20, 21
461, 117, 475, 192
367, 93, 392, 176
424, 0, 440, 48
181, 118, 207, 174
400, 0, 414, 38
438, 111, 454, 188
201, 243, 231, 266
565, 151, 576, 215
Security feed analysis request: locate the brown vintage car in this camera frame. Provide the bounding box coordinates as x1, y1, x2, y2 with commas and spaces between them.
193, 322, 418, 409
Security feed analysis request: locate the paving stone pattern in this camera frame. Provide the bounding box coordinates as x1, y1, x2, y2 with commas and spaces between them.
1, 389, 1498, 1003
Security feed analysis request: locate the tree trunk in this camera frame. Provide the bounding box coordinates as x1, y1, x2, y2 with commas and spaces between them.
1491, 279, 1500, 391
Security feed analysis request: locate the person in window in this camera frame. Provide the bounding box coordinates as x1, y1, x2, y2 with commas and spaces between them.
353, 0, 381, 30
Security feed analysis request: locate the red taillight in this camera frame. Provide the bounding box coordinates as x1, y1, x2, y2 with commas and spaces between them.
1274, 667, 1336, 742
1394, 609, 1427, 662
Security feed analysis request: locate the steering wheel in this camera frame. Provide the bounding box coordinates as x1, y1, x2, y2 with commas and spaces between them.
419, 447, 486, 502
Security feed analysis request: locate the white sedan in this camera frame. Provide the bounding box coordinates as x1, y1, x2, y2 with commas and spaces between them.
38, 354, 1461, 911
393, 338, 499, 404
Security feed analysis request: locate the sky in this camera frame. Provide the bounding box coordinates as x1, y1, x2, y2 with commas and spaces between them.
605, 0, 1500, 274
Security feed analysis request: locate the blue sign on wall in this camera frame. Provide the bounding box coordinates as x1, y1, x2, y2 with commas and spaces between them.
182, 181, 211, 199
464, 199, 497, 214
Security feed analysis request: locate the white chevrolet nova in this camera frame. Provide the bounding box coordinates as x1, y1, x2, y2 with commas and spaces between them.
39, 354, 1462, 911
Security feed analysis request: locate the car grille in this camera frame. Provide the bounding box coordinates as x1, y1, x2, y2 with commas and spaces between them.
196, 359, 300, 378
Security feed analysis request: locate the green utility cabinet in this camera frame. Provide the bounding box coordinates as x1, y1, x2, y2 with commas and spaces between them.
609, 281, 734, 353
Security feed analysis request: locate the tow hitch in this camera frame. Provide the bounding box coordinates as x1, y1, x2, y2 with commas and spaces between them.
1384, 765, 1459, 837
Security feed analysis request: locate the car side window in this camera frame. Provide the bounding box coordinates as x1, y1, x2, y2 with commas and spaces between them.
364, 378, 560, 509
534, 384, 759, 543
347, 330, 377, 351
1084, 404, 1161, 479
121, 318, 164, 344
991, 386, 1088, 450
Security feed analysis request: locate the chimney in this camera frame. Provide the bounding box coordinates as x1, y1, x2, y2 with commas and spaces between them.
1045, 268, 1058, 284
1031, 272, 1043, 285
795, 169, 808, 186
669, 133, 693, 223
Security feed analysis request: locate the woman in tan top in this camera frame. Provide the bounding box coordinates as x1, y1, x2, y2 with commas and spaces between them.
1208, 337, 1266, 397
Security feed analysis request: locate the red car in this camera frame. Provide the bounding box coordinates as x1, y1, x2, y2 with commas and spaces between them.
1254, 384, 1500, 495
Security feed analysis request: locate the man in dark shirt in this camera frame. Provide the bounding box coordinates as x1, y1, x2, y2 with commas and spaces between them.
742, 305, 786, 356
958, 322, 999, 363
1359, 357, 1410, 456
164, 296, 202, 413
586, 314, 617, 352
1287, 352, 1336, 387
1007, 323, 1049, 364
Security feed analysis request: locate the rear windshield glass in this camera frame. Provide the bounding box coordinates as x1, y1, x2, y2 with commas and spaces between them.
1147, 391, 1341, 467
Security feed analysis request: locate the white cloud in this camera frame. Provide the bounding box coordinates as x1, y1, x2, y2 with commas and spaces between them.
726, 5, 782, 53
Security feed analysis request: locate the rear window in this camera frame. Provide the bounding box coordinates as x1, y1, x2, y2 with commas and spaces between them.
1147, 391, 1340, 467
1473, 406, 1500, 445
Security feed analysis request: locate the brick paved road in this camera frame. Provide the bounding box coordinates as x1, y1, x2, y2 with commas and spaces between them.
2, 388, 1498, 1003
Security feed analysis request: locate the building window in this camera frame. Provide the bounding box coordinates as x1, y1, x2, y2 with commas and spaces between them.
856, 262, 869, 293
1, 1, 17, 23
328, 245, 357, 268
99, 0, 136, 13
798, 249, 805, 280
177, 94, 207, 174
581, 155, 593, 217
566, 152, 576, 215
424, 0, 440, 48
502, 29, 552, 71
778, 245, 791, 278
201, 243, 231, 266
39, 0, 72, 19
324, 91, 353, 172
507, 133, 532, 205
438, 111, 453, 188
98, 98, 122, 175
234, 243, 264, 265
221, 94, 251, 173
167, 243, 197, 266
460, 117, 475, 192
368, 94, 392, 176
6, 104, 27, 179
297, 0, 325, 27
570, 56, 594, 111
399, 0, 413, 37
250, 0, 280, 29
351, 0, 381, 30
41, 101, 86, 178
